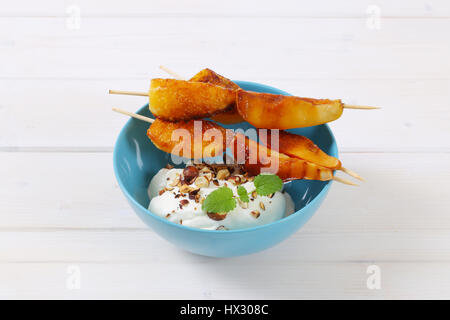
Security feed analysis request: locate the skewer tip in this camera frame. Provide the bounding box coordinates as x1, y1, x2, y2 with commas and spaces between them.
112, 107, 154, 123
343, 104, 381, 110
333, 176, 359, 186
340, 167, 365, 182
159, 65, 184, 80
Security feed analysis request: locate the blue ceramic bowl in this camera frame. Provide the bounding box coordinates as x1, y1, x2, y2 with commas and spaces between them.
113, 81, 338, 257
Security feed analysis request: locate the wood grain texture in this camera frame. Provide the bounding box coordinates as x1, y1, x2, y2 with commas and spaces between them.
2, 262, 450, 299
1, 0, 449, 17
2, 229, 450, 263
1, 18, 449, 80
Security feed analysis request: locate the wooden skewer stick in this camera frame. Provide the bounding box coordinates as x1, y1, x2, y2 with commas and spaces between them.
333, 176, 359, 186
159, 65, 184, 80
109, 88, 379, 111
340, 167, 364, 181
112, 108, 154, 123
159, 66, 379, 110
112, 108, 363, 185
109, 90, 148, 97
343, 104, 380, 110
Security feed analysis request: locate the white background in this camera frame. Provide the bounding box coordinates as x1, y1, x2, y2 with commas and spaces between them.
1, 0, 450, 299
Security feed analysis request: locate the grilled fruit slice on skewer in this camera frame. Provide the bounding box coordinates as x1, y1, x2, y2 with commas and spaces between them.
161, 67, 379, 129
189, 68, 244, 124
264, 130, 362, 180
149, 79, 235, 121
147, 118, 332, 181
265, 130, 341, 169
236, 89, 344, 129
232, 133, 333, 182
112, 107, 358, 185
190, 68, 239, 90
147, 118, 232, 159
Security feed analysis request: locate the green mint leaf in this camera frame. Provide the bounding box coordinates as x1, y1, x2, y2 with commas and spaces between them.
254, 174, 283, 196
237, 186, 250, 203
202, 186, 236, 214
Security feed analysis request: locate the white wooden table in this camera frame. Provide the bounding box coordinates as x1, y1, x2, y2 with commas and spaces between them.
1, 0, 449, 299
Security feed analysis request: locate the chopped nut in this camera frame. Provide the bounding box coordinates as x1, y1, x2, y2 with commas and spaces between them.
216, 225, 228, 230
195, 163, 207, 170
183, 166, 199, 184
212, 179, 220, 187
227, 176, 242, 185
194, 176, 210, 188
199, 166, 212, 173
251, 191, 258, 199
259, 202, 266, 210
202, 172, 214, 181
216, 168, 230, 180
238, 199, 249, 209
212, 164, 228, 172
165, 213, 171, 218
188, 189, 200, 200
179, 184, 194, 194
169, 173, 181, 187
194, 193, 201, 203
251, 210, 261, 218
180, 219, 183, 224
180, 199, 189, 207
158, 189, 166, 196
207, 212, 227, 221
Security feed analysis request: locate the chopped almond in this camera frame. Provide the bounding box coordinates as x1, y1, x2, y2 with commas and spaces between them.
238, 199, 249, 209
216, 168, 230, 180
251, 210, 261, 218
169, 173, 181, 187
227, 176, 242, 185
195, 176, 210, 188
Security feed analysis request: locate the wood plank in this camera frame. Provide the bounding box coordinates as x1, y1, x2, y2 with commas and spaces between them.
1, 262, 450, 299
0, 18, 449, 80
0, 78, 449, 151
2, 229, 450, 263
1, 0, 449, 17
0, 152, 448, 231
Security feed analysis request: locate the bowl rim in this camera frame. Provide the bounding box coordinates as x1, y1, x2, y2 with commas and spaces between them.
113, 80, 338, 234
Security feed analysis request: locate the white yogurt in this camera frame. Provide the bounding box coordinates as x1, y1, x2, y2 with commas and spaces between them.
148, 167, 295, 230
